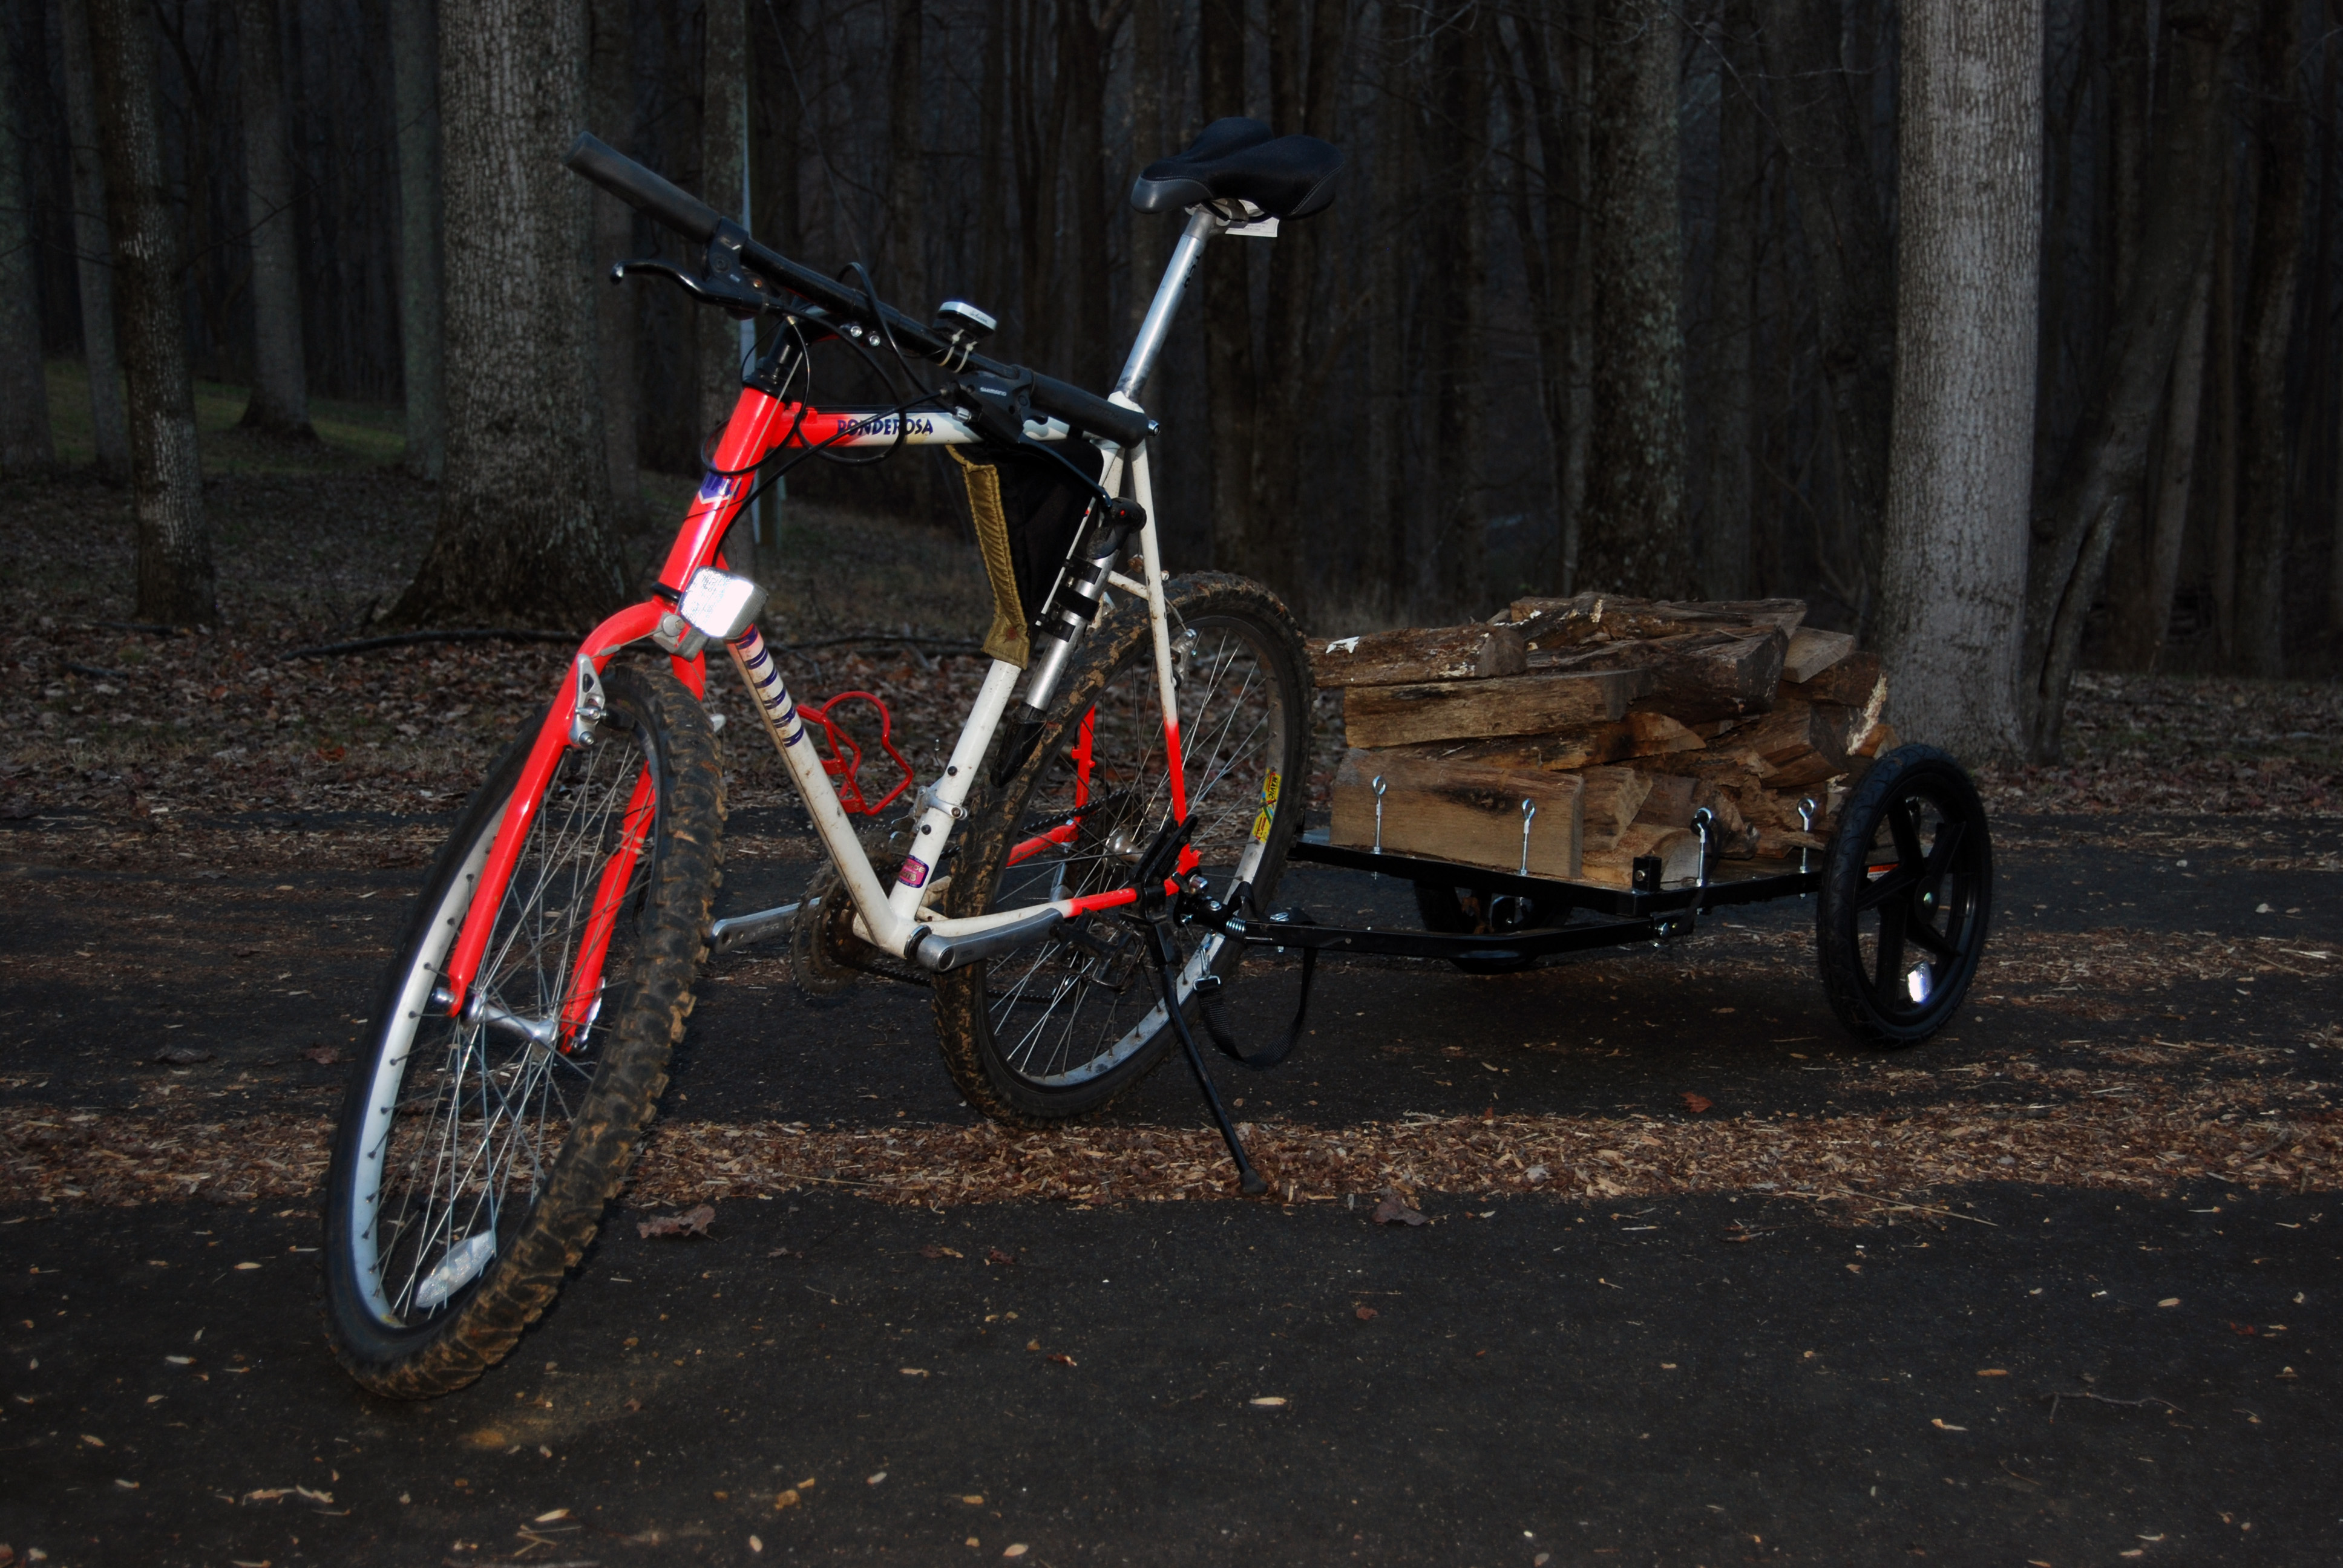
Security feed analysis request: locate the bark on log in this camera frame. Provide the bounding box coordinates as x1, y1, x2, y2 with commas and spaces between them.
1329, 750, 1584, 878
1365, 713, 1703, 774
1309, 624, 1527, 687
1722, 697, 1852, 789
1341, 668, 1647, 749
1505, 592, 1806, 648
1532, 628, 1787, 723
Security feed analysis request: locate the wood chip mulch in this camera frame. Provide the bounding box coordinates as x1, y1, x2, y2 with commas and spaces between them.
7, 1094, 2335, 1224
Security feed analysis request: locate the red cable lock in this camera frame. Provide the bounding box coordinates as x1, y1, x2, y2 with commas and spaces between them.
796, 690, 914, 816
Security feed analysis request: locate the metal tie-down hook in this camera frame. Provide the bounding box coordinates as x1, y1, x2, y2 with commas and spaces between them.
1371, 775, 1388, 855
1798, 797, 1818, 875
1518, 797, 1537, 875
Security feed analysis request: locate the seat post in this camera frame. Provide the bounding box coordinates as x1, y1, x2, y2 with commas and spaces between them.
1113, 207, 1223, 407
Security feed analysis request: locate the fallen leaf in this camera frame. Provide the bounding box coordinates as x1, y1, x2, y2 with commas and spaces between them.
962, 1494, 985, 1504
1680, 1092, 1713, 1114
1003, 1546, 1028, 1558
638, 1203, 716, 1240
1249, 1396, 1288, 1407
114, 1478, 139, 1489
1047, 1352, 1077, 1367
867, 1472, 887, 1486
773, 1488, 801, 1510
623, 1397, 641, 1412
920, 1245, 964, 1259
234, 1262, 261, 1271
166, 1356, 192, 1365
1026, 1339, 1041, 1351
900, 1367, 930, 1377
2158, 1297, 2181, 1308
293, 1486, 332, 1504
749, 1535, 763, 1554
1354, 1306, 1378, 1321
1930, 1419, 1967, 1431
80, 1434, 103, 1447
1371, 1191, 1427, 1227
300, 1045, 346, 1066
2229, 1321, 2256, 1336
242, 1488, 291, 1504
534, 1509, 570, 1523
985, 1247, 1016, 1265
1845, 1263, 1862, 1275
1976, 1369, 2009, 1377
151, 1045, 215, 1066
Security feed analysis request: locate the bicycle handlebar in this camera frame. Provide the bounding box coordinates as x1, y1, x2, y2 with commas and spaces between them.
563, 133, 1152, 449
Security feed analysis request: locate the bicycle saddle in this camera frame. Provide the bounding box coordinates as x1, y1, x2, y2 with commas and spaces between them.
1129, 117, 1344, 220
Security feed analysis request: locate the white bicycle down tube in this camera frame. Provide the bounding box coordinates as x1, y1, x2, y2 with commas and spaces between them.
885, 656, 1022, 923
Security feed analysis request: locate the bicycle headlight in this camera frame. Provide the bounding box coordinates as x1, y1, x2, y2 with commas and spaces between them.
678, 567, 768, 641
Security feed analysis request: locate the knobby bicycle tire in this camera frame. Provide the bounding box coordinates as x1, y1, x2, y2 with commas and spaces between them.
321, 664, 723, 1398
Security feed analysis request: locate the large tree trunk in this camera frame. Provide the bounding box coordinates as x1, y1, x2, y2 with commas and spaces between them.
1579, 0, 1689, 598
0, 4, 54, 476
392, 0, 624, 629
2108, 264, 2215, 670
700, 0, 749, 445
588, 0, 638, 520
233, 0, 313, 437
387, 0, 445, 480
1705, 0, 1758, 599
1199, 0, 1258, 582
2234, 0, 2306, 678
1874, 0, 2042, 762
57, 0, 127, 479
87, 0, 214, 623
2020, 1, 2241, 757
1755, 0, 1895, 629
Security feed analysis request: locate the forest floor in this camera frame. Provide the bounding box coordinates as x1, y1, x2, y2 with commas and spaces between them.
3, 402, 2341, 1564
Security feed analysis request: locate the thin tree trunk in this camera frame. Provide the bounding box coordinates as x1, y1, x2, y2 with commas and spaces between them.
2234, 0, 2305, 677
87, 0, 214, 623
588, 0, 638, 520
1706, 0, 1757, 599
700, 0, 749, 445
1058, 1, 1124, 395
1875, 0, 2042, 762
753, 0, 801, 258
2128, 265, 2215, 670
0, 3, 54, 476
393, 0, 623, 629
2211, 172, 2239, 658
1199, 0, 1256, 580
1580, 0, 1689, 597
1126, 0, 1167, 342
387, 0, 445, 480
57, 0, 126, 478
1755, 0, 1895, 629
2020, 0, 2241, 757
1422, 2, 1486, 619
885, 0, 924, 307
233, 0, 313, 437
1506, 0, 1586, 596
1364, 0, 1405, 618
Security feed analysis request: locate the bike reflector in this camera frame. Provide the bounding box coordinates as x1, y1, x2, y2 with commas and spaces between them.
680, 567, 768, 641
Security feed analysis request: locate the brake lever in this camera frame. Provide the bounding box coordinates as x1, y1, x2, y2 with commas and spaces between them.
609, 257, 772, 320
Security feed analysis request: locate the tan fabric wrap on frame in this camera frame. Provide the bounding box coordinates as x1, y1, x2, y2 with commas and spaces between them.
950, 447, 1031, 667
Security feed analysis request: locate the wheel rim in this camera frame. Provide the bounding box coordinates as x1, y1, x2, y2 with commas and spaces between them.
982, 613, 1294, 1088
1850, 778, 1985, 1024
347, 717, 661, 1330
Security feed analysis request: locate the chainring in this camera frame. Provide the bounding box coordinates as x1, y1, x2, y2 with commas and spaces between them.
790, 819, 933, 997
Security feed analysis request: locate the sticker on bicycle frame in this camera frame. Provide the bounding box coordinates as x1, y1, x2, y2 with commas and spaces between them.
1250, 769, 1282, 844
897, 855, 931, 889
695, 472, 738, 503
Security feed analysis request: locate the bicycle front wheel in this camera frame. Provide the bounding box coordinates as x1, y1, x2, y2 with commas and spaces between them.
932, 573, 1312, 1124
321, 664, 723, 1398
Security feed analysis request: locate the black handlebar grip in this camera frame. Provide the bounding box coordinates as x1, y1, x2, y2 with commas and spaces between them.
563, 132, 723, 246
1027, 373, 1152, 449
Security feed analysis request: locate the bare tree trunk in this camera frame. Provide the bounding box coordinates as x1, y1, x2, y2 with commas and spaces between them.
233, 0, 313, 437
2235, 0, 2305, 677
1755, 0, 1895, 627
1504, 0, 1587, 596
1058, 1, 1122, 395
87, 0, 214, 622
1199, 0, 1257, 579
1422, 2, 1486, 619
0, 3, 54, 476
387, 0, 445, 480
885, 0, 925, 307
1706, 0, 1758, 599
1876, 0, 2042, 762
2020, 0, 2241, 757
393, 0, 623, 629
700, 0, 749, 445
1580, 0, 1689, 597
1126, 0, 1167, 341
2109, 264, 2214, 669
57, 0, 126, 479
2211, 177, 2239, 658
589, 0, 638, 520
753, 0, 801, 258
1364, 0, 1406, 618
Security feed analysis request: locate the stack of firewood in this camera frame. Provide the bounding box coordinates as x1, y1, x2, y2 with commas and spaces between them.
1312, 595, 1897, 889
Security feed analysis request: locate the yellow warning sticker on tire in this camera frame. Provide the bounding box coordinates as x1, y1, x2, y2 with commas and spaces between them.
1250, 769, 1282, 843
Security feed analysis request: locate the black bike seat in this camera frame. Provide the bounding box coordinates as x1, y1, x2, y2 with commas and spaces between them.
1129, 117, 1344, 220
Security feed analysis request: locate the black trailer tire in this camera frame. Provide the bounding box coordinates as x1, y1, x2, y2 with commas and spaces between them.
1815, 744, 1993, 1047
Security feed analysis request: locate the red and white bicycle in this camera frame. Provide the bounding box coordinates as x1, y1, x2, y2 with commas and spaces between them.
322, 120, 1343, 1396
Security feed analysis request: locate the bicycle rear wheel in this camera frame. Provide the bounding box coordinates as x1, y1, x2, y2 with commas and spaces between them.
321, 664, 723, 1398
932, 573, 1311, 1124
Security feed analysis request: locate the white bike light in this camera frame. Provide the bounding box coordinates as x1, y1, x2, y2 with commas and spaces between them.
679, 567, 767, 641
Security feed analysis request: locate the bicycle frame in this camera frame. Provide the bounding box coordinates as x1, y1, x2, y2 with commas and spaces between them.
434, 206, 1236, 1022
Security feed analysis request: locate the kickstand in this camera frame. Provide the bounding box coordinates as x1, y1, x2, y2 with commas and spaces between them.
1135, 914, 1267, 1197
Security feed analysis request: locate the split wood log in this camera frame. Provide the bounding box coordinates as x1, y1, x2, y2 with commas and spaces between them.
1784, 648, 1886, 750
1363, 714, 1702, 773
1851, 719, 1899, 759
1525, 629, 1787, 724
1720, 696, 1852, 789
1340, 668, 1648, 750
1781, 627, 1856, 683
1631, 770, 1762, 855
1329, 748, 1584, 878
1308, 623, 1527, 687
1578, 766, 1653, 851
1503, 592, 1808, 648
1578, 823, 1705, 890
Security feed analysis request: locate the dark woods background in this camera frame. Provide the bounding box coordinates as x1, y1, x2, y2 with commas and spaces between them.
4, 0, 2341, 744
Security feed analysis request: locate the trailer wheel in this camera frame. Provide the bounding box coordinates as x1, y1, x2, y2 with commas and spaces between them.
1815, 745, 1993, 1046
